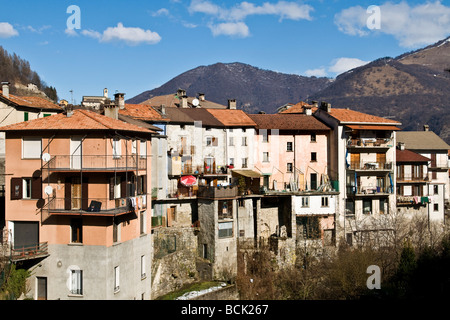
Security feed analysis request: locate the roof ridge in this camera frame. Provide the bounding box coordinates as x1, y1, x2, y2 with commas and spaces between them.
77, 109, 112, 130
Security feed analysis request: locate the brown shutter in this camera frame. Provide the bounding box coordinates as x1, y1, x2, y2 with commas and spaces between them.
121, 176, 127, 198
64, 177, 72, 210
82, 177, 89, 210
11, 178, 22, 200
32, 177, 42, 200
143, 175, 147, 194
110, 176, 115, 200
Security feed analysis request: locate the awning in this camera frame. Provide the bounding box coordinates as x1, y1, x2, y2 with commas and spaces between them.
346, 125, 401, 131
180, 175, 197, 186
231, 169, 262, 178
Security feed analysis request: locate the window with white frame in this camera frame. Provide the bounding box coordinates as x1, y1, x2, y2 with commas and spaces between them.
287, 142, 293, 151
287, 163, 293, 173
229, 137, 234, 146
219, 221, 233, 238
114, 266, 120, 292
113, 138, 121, 158
242, 158, 248, 168
22, 178, 32, 199
321, 196, 329, 207
22, 137, 42, 159
139, 140, 147, 158
263, 152, 269, 162
141, 255, 146, 279
302, 196, 309, 208
242, 137, 247, 146
70, 269, 83, 295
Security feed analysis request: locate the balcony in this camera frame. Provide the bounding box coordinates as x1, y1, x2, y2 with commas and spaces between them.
348, 162, 393, 172
347, 138, 393, 149
397, 174, 429, 183
42, 155, 147, 172
397, 195, 430, 206
197, 185, 238, 199
10, 242, 49, 262
43, 196, 145, 218
347, 186, 392, 196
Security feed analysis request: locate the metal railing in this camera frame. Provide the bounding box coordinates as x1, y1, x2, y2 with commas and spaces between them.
42, 155, 147, 171
397, 174, 429, 182
347, 185, 392, 195
348, 162, 393, 171
10, 242, 48, 261
46, 196, 144, 215
347, 138, 393, 148
197, 185, 238, 199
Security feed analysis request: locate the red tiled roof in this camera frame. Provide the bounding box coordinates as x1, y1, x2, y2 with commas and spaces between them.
396, 149, 430, 162
206, 109, 257, 127
324, 108, 401, 125
280, 101, 318, 114
0, 109, 155, 134
0, 90, 62, 111
248, 113, 330, 131
119, 103, 169, 122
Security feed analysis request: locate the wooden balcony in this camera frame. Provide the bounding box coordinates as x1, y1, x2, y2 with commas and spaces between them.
348, 162, 393, 172
10, 242, 49, 262
42, 155, 147, 172
347, 138, 393, 149
197, 185, 238, 199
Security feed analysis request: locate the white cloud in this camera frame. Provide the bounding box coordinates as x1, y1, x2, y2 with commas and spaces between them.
304, 68, 328, 77
209, 22, 250, 38
64, 28, 78, 37
100, 23, 161, 46
335, 1, 450, 48
189, 0, 313, 37
151, 8, 170, 17
0, 22, 19, 38
81, 29, 102, 40
328, 57, 369, 75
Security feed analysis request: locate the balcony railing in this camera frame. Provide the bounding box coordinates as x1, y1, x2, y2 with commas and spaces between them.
397, 174, 429, 182
10, 242, 49, 262
42, 155, 147, 171
347, 138, 393, 148
397, 195, 431, 206
347, 186, 393, 196
348, 162, 393, 171
197, 185, 238, 199
46, 196, 145, 216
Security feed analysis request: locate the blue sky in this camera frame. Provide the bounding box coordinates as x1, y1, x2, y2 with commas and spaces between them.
1, 0, 450, 103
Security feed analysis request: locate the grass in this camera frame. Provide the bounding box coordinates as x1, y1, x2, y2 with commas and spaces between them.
155, 281, 224, 300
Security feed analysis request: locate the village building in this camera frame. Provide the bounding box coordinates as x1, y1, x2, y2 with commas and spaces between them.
0, 108, 155, 300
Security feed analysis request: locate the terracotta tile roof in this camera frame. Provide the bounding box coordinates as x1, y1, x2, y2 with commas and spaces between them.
279, 101, 318, 114
179, 108, 225, 127
206, 109, 257, 127
119, 103, 169, 122
397, 131, 450, 150
143, 94, 226, 109
323, 108, 401, 125
247, 114, 330, 131
0, 109, 155, 134
396, 149, 430, 162
0, 90, 62, 111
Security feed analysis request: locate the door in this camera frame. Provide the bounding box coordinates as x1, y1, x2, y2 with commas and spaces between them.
377, 153, 386, 168
37, 277, 47, 300
310, 173, 317, 190
71, 177, 82, 210
70, 137, 82, 169
350, 153, 360, 169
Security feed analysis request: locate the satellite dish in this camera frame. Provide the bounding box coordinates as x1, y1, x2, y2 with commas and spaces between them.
192, 98, 199, 107
44, 186, 53, 195
42, 153, 51, 162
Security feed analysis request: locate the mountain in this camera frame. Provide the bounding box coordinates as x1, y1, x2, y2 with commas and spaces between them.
127, 62, 332, 113
310, 37, 450, 144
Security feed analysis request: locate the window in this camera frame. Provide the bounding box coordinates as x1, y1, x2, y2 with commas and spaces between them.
141, 256, 146, 279
139, 140, 147, 158
229, 137, 234, 146
114, 266, 120, 293
434, 203, 439, 211
379, 199, 386, 214
311, 133, 317, 142
205, 127, 211, 131
113, 217, 121, 243
287, 163, 293, 173
311, 152, 317, 162
140, 210, 146, 234
219, 221, 233, 238
131, 140, 137, 154
24, 112, 29, 121
363, 199, 372, 215
71, 218, 83, 243
229, 158, 235, 167
242, 158, 248, 168
242, 137, 247, 146
113, 138, 121, 158
218, 200, 233, 220
297, 216, 320, 239
22, 178, 32, 199
180, 124, 185, 130
434, 185, 439, 195
262, 130, 269, 143
345, 200, 355, 216
302, 196, 309, 207
22, 138, 42, 159
263, 152, 269, 162
43, 114, 51, 118
206, 137, 218, 147
70, 269, 83, 295
321, 196, 329, 207
287, 142, 293, 151
310, 173, 317, 190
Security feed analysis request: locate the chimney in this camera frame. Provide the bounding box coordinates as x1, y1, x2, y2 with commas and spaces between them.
424, 125, 429, 131
180, 95, 188, 108
304, 105, 312, 116
161, 104, 166, 115
177, 89, 186, 97
320, 101, 331, 113
114, 93, 125, 110
228, 99, 237, 110
1, 81, 10, 98
103, 88, 108, 98
104, 102, 118, 120
311, 101, 318, 108
198, 93, 205, 101
398, 142, 405, 150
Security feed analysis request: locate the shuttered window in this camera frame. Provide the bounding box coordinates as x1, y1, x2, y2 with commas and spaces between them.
22, 138, 42, 159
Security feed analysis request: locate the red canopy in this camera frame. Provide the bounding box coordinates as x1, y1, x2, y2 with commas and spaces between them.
180, 175, 197, 187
